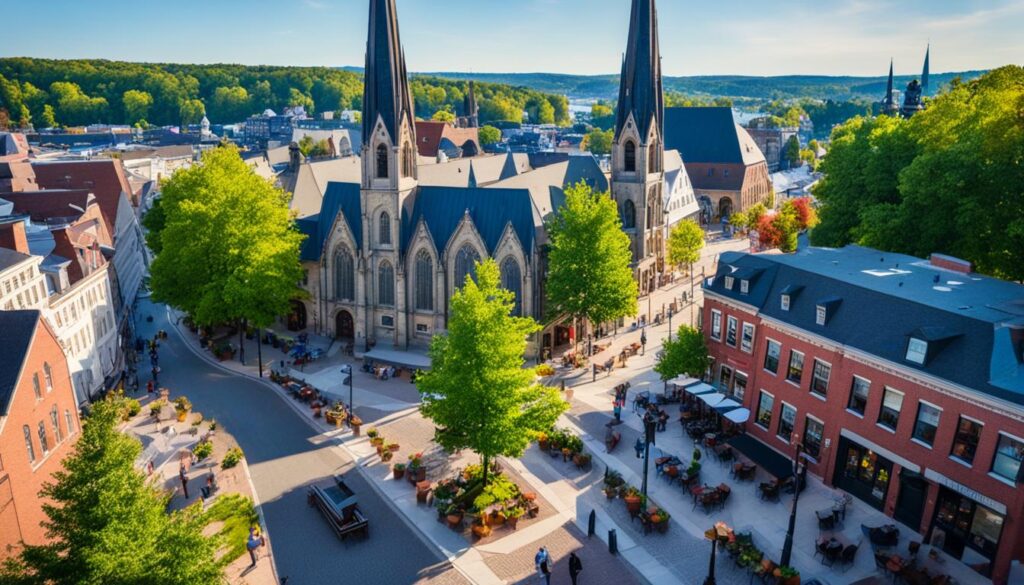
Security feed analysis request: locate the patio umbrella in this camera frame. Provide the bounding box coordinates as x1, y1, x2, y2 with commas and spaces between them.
714, 398, 743, 413
724, 408, 751, 424
685, 382, 717, 396
698, 392, 727, 407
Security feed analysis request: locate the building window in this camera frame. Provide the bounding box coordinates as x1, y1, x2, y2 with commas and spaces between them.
733, 372, 748, 401
906, 338, 927, 364
33, 373, 42, 400
379, 211, 392, 245
381, 315, 395, 328
454, 245, 481, 289
65, 409, 75, 435
848, 376, 870, 415
710, 309, 722, 341
950, 417, 982, 465
51, 406, 63, 443
815, 305, 827, 325
416, 323, 429, 333
415, 250, 433, 311
740, 280, 749, 294
622, 200, 636, 229
334, 249, 355, 301
810, 360, 831, 397
648, 142, 658, 173
623, 140, 636, 172
500, 257, 523, 316
402, 143, 414, 178
786, 350, 804, 384
718, 365, 733, 394
803, 417, 824, 459
378, 261, 395, 306
991, 433, 1024, 483
376, 144, 389, 178
878, 388, 904, 431
724, 276, 734, 290
912, 402, 941, 446
24, 425, 35, 463
740, 323, 755, 353
38, 422, 49, 455
778, 403, 796, 442
726, 316, 738, 347
763, 340, 781, 373
756, 391, 774, 429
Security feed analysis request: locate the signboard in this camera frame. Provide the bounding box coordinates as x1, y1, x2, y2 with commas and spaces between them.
923, 469, 1006, 514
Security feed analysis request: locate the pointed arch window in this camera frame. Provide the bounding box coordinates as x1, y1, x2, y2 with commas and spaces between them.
624, 140, 636, 172
622, 200, 636, 229
379, 211, 392, 245
378, 261, 395, 306
648, 142, 658, 173
415, 250, 433, 311
402, 143, 414, 178
376, 144, 389, 178
454, 245, 481, 289
334, 248, 355, 301
500, 256, 523, 316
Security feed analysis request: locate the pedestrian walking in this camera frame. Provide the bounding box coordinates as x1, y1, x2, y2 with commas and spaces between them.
569, 552, 583, 585
613, 400, 622, 422
534, 547, 548, 583
634, 437, 644, 459
247, 527, 262, 567
540, 555, 551, 585
179, 463, 189, 499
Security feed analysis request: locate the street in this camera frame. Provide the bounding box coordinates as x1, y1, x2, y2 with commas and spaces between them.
134, 297, 465, 585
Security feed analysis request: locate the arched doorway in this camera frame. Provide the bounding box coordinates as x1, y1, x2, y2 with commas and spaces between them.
335, 310, 354, 340
718, 197, 733, 221
287, 300, 307, 331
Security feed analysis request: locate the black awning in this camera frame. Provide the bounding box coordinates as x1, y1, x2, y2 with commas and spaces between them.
727, 434, 794, 479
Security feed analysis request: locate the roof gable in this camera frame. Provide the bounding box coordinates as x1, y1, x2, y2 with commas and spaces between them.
0, 310, 40, 416
300, 182, 362, 261
403, 186, 535, 257
664, 107, 765, 166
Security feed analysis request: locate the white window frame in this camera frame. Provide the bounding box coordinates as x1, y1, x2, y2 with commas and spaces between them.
847, 375, 871, 417
911, 399, 943, 448
777, 402, 797, 443
726, 316, 738, 347
781, 294, 790, 311
733, 370, 748, 401
906, 337, 928, 364
815, 305, 827, 325
763, 338, 781, 374
755, 390, 775, 430
724, 276, 735, 290
740, 322, 755, 354
810, 358, 831, 398
740, 280, 749, 294
710, 309, 722, 341
877, 387, 904, 432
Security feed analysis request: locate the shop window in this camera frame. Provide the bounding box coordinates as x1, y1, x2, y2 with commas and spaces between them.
990, 433, 1024, 483
786, 350, 804, 384
763, 339, 780, 373
803, 417, 824, 459
912, 402, 941, 446
726, 316, 738, 347
848, 376, 870, 415
756, 391, 774, 429
710, 309, 722, 341
718, 365, 733, 394
810, 360, 830, 397
950, 417, 982, 465
777, 403, 796, 441
878, 388, 904, 430
733, 372, 747, 401
740, 323, 755, 353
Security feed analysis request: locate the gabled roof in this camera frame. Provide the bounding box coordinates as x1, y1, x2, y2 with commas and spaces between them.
31, 159, 132, 234
0, 246, 32, 272
402, 186, 536, 257
488, 155, 609, 195
299, 181, 362, 262
3, 189, 94, 224
0, 310, 41, 416
499, 151, 519, 181
664, 107, 766, 166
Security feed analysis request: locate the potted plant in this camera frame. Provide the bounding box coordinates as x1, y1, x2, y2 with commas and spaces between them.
536, 431, 549, 451
623, 486, 642, 514
387, 442, 400, 453
604, 468, 624, 489
381, 450, 394, 462
775, 566, 800, 585
173, 396, 192, 422
650, 508, 670, 533
604, 485, 618, 499
489, 508, 507, 526
349, 415, 362, 436
562, 446, 573, 462
149, 400, 164, 418
471, 518, 491, 539
407, 453, 426, 482
506, 505, 525, 529
573, 452, 592, 469
393, 463, 406, 480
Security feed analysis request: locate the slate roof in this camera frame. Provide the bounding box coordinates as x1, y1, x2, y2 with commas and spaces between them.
298, 182, 362, 262
664, 107, 766, 166
705, 245, 1024, 405
0, 247, 32, 272
615, 0, 664, 141
362, 0, 415, 144
402, 186, 536, 256
0, 310, 41, 416
31, 159, 133, 235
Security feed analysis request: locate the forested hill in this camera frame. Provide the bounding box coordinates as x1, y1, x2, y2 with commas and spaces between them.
0, 57, 571, 128
405, 70, 987, 101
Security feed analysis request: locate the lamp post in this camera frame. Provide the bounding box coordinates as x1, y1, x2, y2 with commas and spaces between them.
780, 441, 804, 568
341, 364, 353, 413
640, 411, 657, 498
703, 523, 729, 585
668, 308, 674, 341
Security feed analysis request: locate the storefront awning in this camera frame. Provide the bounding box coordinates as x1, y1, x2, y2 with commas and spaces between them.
714, 398, 743, 412
699, 392, 727, 407
363, 348, 431, 370
669, 376, 699, 387
723, 408, 751, 424
727, 434, 794, 479
685, 382, 717, 396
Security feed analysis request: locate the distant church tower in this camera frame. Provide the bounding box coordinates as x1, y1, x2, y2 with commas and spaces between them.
881, 59, 900, 116
921, 44, 930, 95
462, 81, 479, 128
361, 0, 417, 348
610, 0, 665, 296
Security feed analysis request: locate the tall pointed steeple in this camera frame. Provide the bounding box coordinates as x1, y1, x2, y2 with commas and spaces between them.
921, 44, 930, 94
362, 0, 415, 145
614, 0, 663, 142
882, 59, 899, 115
463, 81, 479, 128
467, 161, 477, 188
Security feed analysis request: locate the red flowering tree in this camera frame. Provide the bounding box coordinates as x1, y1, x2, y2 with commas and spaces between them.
789, 197, 820, 230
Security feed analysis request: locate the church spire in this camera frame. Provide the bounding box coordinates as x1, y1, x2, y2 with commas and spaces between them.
362, 0, 415, 145
883, 59, 899, 115
614, 0, 663, 142
463, 81, 479, 128
921, 44, 930, 94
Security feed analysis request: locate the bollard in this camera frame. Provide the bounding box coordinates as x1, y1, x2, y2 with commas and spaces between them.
608, 529, 618, 555
588, 510, 596, 538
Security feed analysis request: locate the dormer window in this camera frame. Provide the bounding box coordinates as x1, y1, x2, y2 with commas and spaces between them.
815, 305, 827, 325
815, 296, 842, 325
906, 338, 928, 364
724, 276, 735, 290
740, 280, 749, 294
781, 295, 790, 311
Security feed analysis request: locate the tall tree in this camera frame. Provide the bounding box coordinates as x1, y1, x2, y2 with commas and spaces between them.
478, 125, 501, 146
667, 220, 705, 273
122, 89, 153, 126
654, 325, 711, 381
418, 260, 567, 488
0, 397, 221, 584
148, 145, 305, 357
582, 128, 613, 155
783, 134, 801, 168
546, 182, 637, 332
431, 108, 455, 123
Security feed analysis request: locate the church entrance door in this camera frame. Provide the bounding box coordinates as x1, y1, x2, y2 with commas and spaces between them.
335, 310, 354, 339
718, 197, 733, 221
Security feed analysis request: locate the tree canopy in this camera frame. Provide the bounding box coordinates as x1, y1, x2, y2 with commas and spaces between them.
147, 145, 304, 328
581, 127, 613, 155
417, 259, 567, 487
667, 220, 705, 270
545, 182, 637, 326
811, 66, 1024, 280
654, 325, 711, 382
0, 397, 221, 584
478, 125, 501, 146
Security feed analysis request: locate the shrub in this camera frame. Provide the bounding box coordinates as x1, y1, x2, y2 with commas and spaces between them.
123, 399, 141, 420
149, 400, 165, 417
222, 447, 244, 469
536, 364, 556, 377
173, 396, 192, 411
208, 419, 217, 431
192, 440, 213, 460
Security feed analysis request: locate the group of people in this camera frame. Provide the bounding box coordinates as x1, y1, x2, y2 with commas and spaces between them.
143, 333, 164, 392
611, 382, 631, 422
534, 547, 583, 585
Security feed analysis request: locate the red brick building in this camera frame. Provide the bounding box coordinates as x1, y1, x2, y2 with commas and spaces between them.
0, 310, 81, 559
702, 246, 1024, 584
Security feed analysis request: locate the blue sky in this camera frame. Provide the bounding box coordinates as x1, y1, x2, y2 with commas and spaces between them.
6, 0, 1023, 76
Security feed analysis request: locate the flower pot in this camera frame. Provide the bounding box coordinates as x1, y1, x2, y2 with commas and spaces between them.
538, 439, 549, 451
376, 445, 384, 457
393, 466, 405, 480
471, 523, 491, 539
410, 466, 426, 482
565, 388, 574, 401
508, 515, 520, 529
605, 488, 617, 500
624, 495, 642, 514
388, 444, 400, 452
351, 424, 361, 437
176, 409, 188, 422
562, 448, 572, 462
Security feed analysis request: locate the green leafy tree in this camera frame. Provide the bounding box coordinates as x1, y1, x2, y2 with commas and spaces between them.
208, 86, 250, 122
49, 81, 108, 126
179, 98, 205, 126
122, 90, 153, 126
783, 134, 801, 168
478, 125, 501, 146
654, 325, 711, 381
431, 108, 455, 123
546, 182, 637, 332
0, 397, 221, 584
582, 127, 613, 155
667, 220, 704, 273
418, 259, 567, 488
39, 104, 57, 128
148, 145, 304, 351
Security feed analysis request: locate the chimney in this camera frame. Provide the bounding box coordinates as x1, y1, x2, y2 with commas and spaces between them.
929, 253, 973, 274
0, 218, 29, 253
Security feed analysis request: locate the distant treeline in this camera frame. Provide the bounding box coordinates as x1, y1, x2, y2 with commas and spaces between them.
0, 58, 571, 129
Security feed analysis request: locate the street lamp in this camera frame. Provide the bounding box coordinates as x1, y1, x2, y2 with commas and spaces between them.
668, 308, 674, 341
703, 522, 730, 585
340, 364, 353, 414
640, 411, 657, 498
780, 441, 804, 568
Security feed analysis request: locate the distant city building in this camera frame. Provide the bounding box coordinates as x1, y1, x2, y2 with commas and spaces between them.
745, 117, 799, 173
881, 46, 931, 119
412, 121, 480, 160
